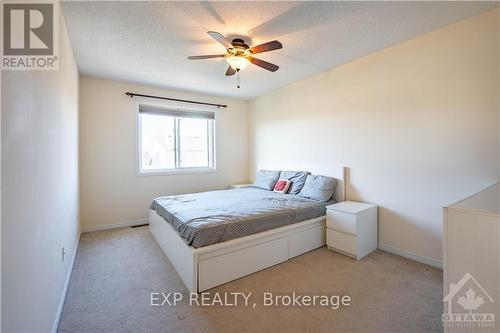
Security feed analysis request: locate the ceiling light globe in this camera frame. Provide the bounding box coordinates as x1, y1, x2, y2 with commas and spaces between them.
226, 56, 250, 71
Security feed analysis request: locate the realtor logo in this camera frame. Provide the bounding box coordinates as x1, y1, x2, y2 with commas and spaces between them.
2, 1, 58, 69
442, 272, 495, 329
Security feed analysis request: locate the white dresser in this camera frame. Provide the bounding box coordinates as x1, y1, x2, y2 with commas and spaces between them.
326, 201, 378, 259
443, 183, 499, 332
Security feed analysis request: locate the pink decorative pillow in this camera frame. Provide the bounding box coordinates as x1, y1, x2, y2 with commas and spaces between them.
273, 180, 291, 194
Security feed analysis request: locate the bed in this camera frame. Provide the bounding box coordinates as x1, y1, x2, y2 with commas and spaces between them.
149, 166, 346, 292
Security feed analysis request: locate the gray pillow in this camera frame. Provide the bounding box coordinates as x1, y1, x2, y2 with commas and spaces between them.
253, 170, 281, 190
279, 171, 309, 194
298, 175, 336, 202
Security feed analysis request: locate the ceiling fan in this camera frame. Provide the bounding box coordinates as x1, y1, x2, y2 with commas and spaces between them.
188, 31, 283, 88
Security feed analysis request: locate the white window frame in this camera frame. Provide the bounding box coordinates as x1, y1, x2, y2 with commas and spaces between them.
136, 100, 217, 176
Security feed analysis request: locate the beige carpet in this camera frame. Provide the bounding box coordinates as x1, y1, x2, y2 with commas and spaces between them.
58, 226, 443, 333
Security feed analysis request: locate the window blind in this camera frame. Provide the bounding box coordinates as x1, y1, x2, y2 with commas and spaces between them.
139, 105, 215, 120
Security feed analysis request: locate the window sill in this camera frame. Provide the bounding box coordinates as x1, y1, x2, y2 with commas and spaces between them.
137, 168, 217, 177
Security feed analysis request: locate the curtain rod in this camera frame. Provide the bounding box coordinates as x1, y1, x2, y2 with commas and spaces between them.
125, 92, 227, 108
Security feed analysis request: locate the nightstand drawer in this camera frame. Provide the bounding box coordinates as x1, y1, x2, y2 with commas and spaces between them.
326, 210, 357, 235
328, 229, 357, 256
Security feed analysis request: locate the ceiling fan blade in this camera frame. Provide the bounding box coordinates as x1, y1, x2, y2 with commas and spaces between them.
248, 57, 279, 72
250, 40, 282, 54
207, 31, 235, 51
187, 54, 226, 60
225, 66, 236, 76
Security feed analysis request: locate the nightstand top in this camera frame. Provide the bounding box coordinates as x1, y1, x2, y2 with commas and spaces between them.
326, 201, 376, 214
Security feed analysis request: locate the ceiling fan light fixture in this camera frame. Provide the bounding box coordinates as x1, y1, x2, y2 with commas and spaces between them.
226, 55, 250, 71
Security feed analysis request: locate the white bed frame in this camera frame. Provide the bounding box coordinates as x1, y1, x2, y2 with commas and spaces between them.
150, 166, 346, 292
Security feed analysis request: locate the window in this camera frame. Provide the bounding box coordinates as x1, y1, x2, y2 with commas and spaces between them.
138, 104, 215, 174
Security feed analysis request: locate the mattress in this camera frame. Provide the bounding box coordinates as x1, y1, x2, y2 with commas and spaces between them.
150, 187, 333, 248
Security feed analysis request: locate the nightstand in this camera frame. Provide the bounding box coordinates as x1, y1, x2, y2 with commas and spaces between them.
229, 183, 253, 189
326, 201, 377, 260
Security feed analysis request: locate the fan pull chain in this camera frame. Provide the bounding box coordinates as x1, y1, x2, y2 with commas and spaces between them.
236, 69, 241, 89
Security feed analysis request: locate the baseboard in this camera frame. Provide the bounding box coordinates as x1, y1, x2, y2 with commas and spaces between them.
52, 231, 81, 333
81, 218, 148, 233
378, 243, 443, 269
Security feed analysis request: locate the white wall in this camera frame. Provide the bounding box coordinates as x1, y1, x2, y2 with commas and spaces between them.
497, 9, 500, 179
1, 6, 80, 333
249, 9, 500, 264
79, 76, 248, 230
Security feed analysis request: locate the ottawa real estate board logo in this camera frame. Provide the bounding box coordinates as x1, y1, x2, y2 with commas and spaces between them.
443, 272, 495, 329
2, 1, 58, 70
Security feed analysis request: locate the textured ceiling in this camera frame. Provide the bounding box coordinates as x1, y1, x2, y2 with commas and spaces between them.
61, 1, 496, 99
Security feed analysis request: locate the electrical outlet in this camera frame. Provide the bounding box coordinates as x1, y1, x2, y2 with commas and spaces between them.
61, 246, 67, 263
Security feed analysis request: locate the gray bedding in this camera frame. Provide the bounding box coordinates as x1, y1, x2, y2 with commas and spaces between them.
150, 187, 333, 248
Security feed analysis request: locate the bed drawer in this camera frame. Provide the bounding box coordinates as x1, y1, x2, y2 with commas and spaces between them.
289, 223, 325, 258
326, 210, 357, 235
198, 237, 289, 291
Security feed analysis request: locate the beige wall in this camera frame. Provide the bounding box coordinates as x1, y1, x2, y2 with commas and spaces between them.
79, 76, 249, 230
249, 9, 500, 264
1, 7, 80, 332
